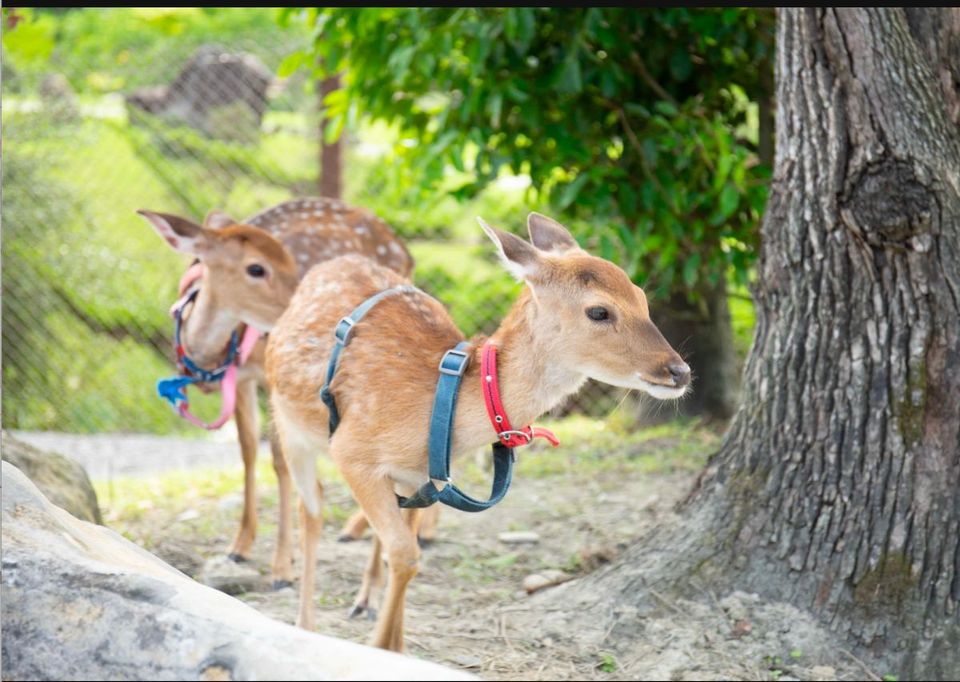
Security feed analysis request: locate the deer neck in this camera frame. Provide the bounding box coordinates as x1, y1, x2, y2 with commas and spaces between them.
454, 289, 587, 449
181, 282, 244, 369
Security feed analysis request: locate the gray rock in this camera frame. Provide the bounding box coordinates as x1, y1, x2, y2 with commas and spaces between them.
498, 530, 540, 544
809, 664, 837, 680
1, 431, 102, 524
201, 555, 263, 595
125, 45, 272, 142
0, 462, 473, 681
523, 569, 574, 594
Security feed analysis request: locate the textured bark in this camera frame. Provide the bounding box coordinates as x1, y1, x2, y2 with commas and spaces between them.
538, 9, 960, 679
319, 74, 343, 199
651, 280, 738, 421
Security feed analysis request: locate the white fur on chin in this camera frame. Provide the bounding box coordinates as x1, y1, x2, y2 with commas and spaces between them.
635, 377, 688, 400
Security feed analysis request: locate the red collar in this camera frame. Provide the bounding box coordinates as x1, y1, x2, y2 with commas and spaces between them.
480, 341, 560, 449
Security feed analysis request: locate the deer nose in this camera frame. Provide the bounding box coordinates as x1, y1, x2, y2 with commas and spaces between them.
668, 362, 691, 387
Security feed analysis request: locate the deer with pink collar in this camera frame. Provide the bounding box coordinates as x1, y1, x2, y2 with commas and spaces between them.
265, 212, 690, 650
138, 198, 439, 589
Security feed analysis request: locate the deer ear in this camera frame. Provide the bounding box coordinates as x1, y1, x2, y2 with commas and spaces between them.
478, 217, 541, 282
203, 209, 236, 230
527, 212, 579, 253
137, 210, 210, 255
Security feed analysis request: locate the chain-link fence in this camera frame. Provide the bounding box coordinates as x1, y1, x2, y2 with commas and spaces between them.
2, 11, 620, 435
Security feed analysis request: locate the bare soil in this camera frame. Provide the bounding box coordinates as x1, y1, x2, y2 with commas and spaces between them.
105, 434, 873, 681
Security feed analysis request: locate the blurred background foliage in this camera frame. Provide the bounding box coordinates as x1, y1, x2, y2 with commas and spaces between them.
2, 7, 770, 433
283, 7, 774, 418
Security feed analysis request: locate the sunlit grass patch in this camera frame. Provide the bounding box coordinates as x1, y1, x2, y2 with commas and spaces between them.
454, 413, 718, 487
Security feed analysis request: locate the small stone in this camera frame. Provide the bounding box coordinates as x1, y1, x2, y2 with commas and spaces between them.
578, 544, 619, 572
217, 494, 243, 512
201, 556, 262, 595
498, 531, 540, 544
451, 654, 482, 669
522, 569, 572, 594
176, 509, 200, 523
730, 619, 752, 638
809, 665, 837, 681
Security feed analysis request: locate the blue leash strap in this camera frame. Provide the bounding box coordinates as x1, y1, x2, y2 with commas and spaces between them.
319, 285, 419, 435
157, 288, 240, 411
398, 342, 516, 512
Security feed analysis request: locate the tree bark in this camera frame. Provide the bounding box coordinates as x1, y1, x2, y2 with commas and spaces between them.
319, 74, 343, 199
536, 9, 960, 678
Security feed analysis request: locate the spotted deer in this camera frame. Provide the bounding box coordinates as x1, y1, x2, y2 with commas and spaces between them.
264, 213, 690, 650
138, 198, 438, 588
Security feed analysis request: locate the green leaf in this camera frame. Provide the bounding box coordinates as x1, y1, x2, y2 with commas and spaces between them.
669, 50, 692, 81
682, 252, 700, 288
556, 173, 589, 210
556, 54, 583, 95
277, 50, 305, 78
653, 100, 678, 117
487, 92, 503, 129
718, 183, 739, 220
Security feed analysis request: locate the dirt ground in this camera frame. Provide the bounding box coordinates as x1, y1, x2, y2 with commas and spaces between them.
101, 426, 877, 681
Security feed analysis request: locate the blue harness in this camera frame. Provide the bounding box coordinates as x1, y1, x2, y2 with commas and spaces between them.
157, 288, 240, 411
319, 286, 515, 512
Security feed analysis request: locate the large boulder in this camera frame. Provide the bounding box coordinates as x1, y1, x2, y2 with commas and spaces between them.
125, 45, 271, 142
1, 431, 102, 524
0, 462, 473, 681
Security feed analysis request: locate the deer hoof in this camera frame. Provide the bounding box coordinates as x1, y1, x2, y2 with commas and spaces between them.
337, 533, 358, 543
227, 553, 249, 563
349, 603, 377, 620
271, 579, 293, 591
417, 536, 435, 549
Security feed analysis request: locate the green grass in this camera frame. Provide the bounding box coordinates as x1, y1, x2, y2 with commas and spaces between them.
94, 416, 716, 527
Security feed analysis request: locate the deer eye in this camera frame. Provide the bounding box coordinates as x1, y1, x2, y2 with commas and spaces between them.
586, 306, 610, 322
246, 264, 267, 278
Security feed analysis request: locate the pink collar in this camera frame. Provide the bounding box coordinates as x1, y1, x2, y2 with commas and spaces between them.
169, 260, 261, 430
480, 341, 559, 448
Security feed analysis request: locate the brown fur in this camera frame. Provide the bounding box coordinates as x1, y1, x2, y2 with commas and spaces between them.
140, 198, 414, 585
265, 214, 690, 650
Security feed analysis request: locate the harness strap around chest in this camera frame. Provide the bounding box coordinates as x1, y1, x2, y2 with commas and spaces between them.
397, 343, 515, 512
318, 287, 516, 513
319, 285, 418, 436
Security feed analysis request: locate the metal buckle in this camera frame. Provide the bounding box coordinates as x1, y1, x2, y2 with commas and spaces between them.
498, 429, 533, 444
438, 348, 470, 376
334, 317, 356, 344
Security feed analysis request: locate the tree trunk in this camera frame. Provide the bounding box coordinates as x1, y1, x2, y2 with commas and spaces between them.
536, 9, 960, 678
318, 74, 343, 199
650, 280, 738, 422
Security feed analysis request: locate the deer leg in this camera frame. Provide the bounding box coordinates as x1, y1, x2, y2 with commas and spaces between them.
269, 426, 295, 589
338, 464, 420, 652
349, 533, 384, 620
227, 379, 259, 562
295, 488, 324, 630
342, 505, 440, 546
416, 505, 441, 547
271, 403, 326, 631
338, 509, 370, 542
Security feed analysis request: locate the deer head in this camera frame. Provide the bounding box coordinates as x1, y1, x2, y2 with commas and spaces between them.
480, 213, 691, 399
138, 209, 298, 367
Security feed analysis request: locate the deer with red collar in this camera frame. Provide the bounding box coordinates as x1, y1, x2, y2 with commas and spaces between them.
138, 198, 438, 589
265, 212, 690, 650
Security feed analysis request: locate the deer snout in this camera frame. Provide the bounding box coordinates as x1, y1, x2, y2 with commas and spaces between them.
668, 361, 691, 388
